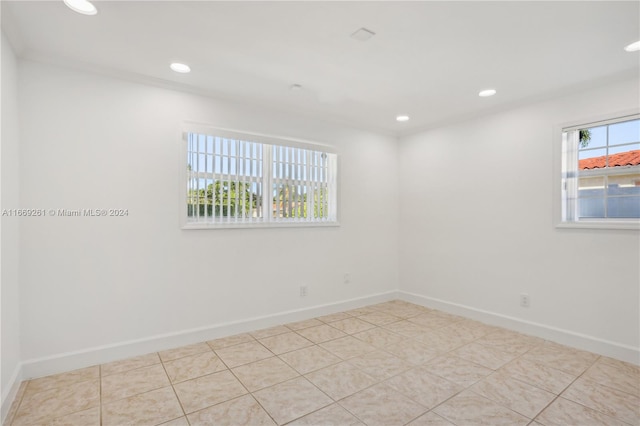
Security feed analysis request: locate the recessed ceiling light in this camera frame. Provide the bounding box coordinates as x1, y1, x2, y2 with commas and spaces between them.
396, 115, 410, 122
624, 41, 640, 52
170, 63, 191, 73
479, 89, 497, 97
351, 28, 376, 42
63, 0, 97, 15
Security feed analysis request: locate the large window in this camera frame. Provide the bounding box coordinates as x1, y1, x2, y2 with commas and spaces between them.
183, 127, 338, 228
560, 114, 639, 227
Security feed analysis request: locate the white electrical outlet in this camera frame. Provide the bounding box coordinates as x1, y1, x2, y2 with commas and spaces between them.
344, 273, 351, 284
520, 293, 530, 308
300, 286, 308, 297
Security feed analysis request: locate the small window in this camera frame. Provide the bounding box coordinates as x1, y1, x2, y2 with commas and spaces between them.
182, 127, 338, 228
560, 114, 640, 227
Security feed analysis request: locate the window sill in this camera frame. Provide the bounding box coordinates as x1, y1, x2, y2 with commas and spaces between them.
182, 221, 340, 230
556, 220, 640, 230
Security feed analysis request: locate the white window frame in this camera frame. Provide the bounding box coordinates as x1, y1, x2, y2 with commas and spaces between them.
180, 123, 339, 229
554, 110, 640, 230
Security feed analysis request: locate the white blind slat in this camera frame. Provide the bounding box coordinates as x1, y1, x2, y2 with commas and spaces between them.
186, 131, 336, 226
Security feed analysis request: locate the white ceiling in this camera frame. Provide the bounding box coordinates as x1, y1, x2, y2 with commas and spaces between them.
3, 1, 639, 136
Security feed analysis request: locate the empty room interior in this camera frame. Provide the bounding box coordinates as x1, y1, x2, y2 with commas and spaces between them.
1, 1, 639, 425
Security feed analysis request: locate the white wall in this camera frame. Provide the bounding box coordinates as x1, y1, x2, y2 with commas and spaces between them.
399, 77, 640, 362
1, 31, 22, 416
9, 50, 640, 389
17, 60, 399, 372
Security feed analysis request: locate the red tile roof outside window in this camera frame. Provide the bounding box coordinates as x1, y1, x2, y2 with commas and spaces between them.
579, 149, 640, 170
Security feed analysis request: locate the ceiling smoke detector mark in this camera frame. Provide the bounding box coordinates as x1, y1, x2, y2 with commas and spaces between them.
350, 28, 376, 42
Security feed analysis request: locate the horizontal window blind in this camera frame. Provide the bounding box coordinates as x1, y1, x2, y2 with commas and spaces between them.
185, 130, 337, 227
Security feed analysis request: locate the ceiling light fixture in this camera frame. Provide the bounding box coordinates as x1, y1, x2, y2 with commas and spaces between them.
479, 89, 497, 97
624, 41, 640, 52
396, 115, 410, 122
170, 63, 191, 73
350, 28, 376, 42
63, 0, 97, 15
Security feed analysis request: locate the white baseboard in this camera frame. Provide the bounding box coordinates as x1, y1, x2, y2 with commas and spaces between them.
1, 363, 23, 425
10, 287, 638, 418
20, 291, 399, 381
399, 291, 640, 365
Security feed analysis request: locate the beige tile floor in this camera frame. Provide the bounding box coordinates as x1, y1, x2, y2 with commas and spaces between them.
5, 300, 640, 426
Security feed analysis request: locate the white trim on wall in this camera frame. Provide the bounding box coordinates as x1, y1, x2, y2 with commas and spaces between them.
17, 288, 640, 383
1, 364, 23, 425
4, 289, 640, 421
399, 290, 640, 365
18, 291, 398, 381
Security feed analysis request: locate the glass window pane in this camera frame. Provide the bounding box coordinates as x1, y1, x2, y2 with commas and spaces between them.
185, 131, 336, 226
608, 172, 640, 188
608, 183, 640, 196
609, 119, 640, 146
578, 175, 605, 192
608, 143, 640, 157
578, 148, 607, 169
607, 196, 640, 218
578, 197, 605, 218
580, 125, 606, 148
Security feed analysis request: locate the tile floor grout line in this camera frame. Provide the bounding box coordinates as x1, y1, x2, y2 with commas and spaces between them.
408, 344, 498, 419
404, 338, 489, 422
503, 361, 573, 396
212, 340, 284, 425
9, 301, 639, 426
158, 343, 214, 364
551, 354, 640, 425
293, 325, 402, 424
246, 392, 279, 426
417, 387, 468, 424
100, 353, 163, 377
529, 393, 562, 425
176, 375, 238, 420
276, 375, 335, 425
574, 374, 640, 399
157, 353, 190, 425
13, 371, 102, 426
457, 343, 550, 418
464, 367, 546, 421
441, 341, 604, 426
205, 333, 256, 352
335, 399, 369, 425
99, 364, 103, 426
